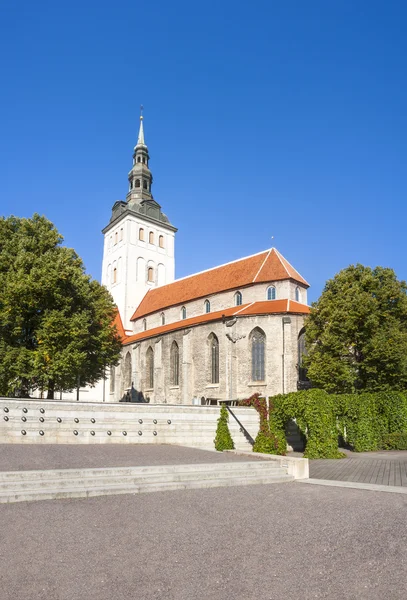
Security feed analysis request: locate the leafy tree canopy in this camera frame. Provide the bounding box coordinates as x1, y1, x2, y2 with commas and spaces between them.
0, 214, 122, 398
304, 264, 407, 393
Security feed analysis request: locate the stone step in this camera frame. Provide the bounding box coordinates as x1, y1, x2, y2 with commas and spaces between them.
0, 461, 278, 481
0, 467, 285, 492
0, 472, 294, 504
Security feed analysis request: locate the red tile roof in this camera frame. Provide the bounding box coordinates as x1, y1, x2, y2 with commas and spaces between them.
131, 248, 309, 320
112, 309, 126, 340
123, 300, 309, 346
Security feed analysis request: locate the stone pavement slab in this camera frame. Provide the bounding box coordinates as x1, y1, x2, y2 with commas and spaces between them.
309, 450, 407, 487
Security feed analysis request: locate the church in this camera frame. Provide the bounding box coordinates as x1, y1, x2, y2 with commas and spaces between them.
99, 114, 310, 404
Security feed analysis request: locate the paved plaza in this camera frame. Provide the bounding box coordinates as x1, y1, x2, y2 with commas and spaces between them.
2, 445, 407, 599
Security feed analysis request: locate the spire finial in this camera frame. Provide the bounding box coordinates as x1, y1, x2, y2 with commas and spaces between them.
137, 105, 145, 145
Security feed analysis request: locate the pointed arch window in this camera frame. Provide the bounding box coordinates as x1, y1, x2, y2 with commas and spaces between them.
160, 312, 165, 326
267, 286, 276, 300
204, 299, 211, 314
250, 328, 266, 381
124, 352, 132, 390
139, 228, 145, 241
142, 318, 147, 331
295, 287, 301, 302
208, 333, 219, 384
235, 291, 242, 306
110, 366, 115, 393
181, 306, 187, 320
135, 179, 140, 188
170, 341, 180, 386
146, 347, 154, 389
148, 267, 154, 282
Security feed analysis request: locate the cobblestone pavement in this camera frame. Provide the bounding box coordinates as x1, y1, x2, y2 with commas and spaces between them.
309, 450, 407, 487
0, 444, 261, 472
1, 481, 407, 600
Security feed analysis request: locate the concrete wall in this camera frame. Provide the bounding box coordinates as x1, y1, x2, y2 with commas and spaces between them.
0, 398, 259, 452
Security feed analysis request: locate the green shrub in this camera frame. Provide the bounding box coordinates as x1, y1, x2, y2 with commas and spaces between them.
381, 431, 407, 450
214, 405, 235, 451
240, 393, 284, 455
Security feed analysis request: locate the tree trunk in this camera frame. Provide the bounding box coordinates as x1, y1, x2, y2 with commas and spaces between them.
47, 380, 55, 399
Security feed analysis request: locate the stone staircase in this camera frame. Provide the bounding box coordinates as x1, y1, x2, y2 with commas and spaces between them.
0, 461, 294, 504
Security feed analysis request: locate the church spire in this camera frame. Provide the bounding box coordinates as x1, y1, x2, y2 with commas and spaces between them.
127, 107, 153, 203
137, 106, 145, 146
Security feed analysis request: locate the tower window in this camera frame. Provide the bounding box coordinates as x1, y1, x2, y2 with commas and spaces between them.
159, 235, 164, 248
149, 231, 154, 244
139, 228, 144, 241
234, 291, 242, 306
148, 267, 154, 282
267, 286, 276, 300
143, 180, 148, 190
204, 299, 210, 314
142, 157, 146, 164
137, 156, 141, 163
135, 179, 140, 188
295, 287, 301, 302
130, 181, 133, 190
181, 306, 187, 320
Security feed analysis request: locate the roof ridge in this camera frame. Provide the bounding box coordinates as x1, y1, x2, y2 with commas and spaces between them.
169, 247, 272, 286
273, 248, 291, 278
252, 248, 272, 283
274, 248, 310, 286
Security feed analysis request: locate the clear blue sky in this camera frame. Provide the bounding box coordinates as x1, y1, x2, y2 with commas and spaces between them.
1, 1, 406, 302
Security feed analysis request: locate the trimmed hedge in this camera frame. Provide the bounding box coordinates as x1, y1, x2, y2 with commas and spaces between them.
214, 405, 235, 451
241, 389, 407, 459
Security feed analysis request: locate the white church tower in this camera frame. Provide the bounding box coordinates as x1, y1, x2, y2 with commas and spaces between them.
101, 111, 177, 330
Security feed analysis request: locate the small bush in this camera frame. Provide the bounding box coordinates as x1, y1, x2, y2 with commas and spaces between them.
381, 432, 407, 450
214, 405, 234, 451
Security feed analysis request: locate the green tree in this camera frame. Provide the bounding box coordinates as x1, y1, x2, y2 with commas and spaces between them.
0, 214, 122, 398
304, 264, 407, 393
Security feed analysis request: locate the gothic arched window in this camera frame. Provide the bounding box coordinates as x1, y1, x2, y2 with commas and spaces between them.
235, 291, 242, 306
181, 306, 187, 320
170, 341, 179, 386
250, 328, 266, 381
146, 346, 154, 388
142, 318, 147, 331
161, 312, 165, 326
110, 366, 115, 393
208, 333, 219, 384
135, 179, 140, 188
139, 228, 144, 241
267, 286, 276, 300
123, 352, 132, 390
148, 267, 154, 282
298, 328, 308, 383
204, 299, 211, 314
295, 287, 301, 302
